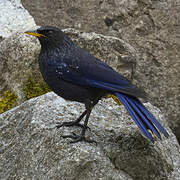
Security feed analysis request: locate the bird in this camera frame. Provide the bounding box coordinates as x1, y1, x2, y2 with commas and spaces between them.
25, 26, 169, 143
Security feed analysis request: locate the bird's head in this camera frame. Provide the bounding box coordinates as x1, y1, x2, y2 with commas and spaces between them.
25, 26, 65, 48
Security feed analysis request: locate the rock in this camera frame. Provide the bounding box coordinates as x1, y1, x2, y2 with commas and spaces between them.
0, 32, 41, 104
0, 92, 179, 179
0, 0, 36, 40
22, 0, 180, 142
0, 28, 136, 112
112, 0, 180, 137
22, 0, 109, 34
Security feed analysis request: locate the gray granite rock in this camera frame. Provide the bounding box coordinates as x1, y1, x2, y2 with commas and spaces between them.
0, 31, 40, 103
0, 0, 36, 40
0, 92, 179, 179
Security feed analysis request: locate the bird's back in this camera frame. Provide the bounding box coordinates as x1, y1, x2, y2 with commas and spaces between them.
38, 44, 106, 103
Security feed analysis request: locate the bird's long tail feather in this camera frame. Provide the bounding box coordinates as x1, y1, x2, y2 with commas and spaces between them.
114, 92, 169, 142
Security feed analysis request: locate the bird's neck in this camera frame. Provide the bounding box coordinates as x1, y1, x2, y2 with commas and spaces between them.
40, 35, 74, 56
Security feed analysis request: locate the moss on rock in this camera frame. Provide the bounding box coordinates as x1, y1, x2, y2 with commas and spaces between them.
23, 77, 51, 100
0, 90, 17, 114
0, 77, 51, 114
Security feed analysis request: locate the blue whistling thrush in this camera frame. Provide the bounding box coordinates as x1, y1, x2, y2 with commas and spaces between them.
25, 26, 169, 143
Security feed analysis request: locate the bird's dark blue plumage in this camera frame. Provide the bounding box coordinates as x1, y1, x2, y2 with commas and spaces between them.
25, 26, 169, 143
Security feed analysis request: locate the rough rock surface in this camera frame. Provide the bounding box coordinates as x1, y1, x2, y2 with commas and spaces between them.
0, 0, 36, 40
0, 92, 180, 179
0, 32, 40, 103
0, 29, 137, 106
22, 0, 180, 141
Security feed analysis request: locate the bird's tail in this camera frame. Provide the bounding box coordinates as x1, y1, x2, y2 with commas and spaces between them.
114, 92, 169, 142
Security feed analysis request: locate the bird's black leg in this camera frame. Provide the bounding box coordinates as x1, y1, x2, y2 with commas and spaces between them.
56, 110, 87, 129
62, 108, 96, 143
59, 99, 100, 143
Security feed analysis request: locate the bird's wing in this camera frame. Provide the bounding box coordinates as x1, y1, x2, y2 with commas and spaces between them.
55, 47, 146, 98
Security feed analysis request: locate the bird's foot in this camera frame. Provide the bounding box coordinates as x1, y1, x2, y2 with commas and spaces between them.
62, 132, 96, 144
56, 121, 91, 131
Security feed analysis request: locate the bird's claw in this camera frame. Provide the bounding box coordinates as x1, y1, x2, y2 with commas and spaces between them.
56, 121, 91, 131
62, 133, 96, 144
57, 120, 94, 143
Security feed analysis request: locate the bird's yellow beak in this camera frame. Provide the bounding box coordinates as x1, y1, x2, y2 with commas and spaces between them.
25, 30, 46, 37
